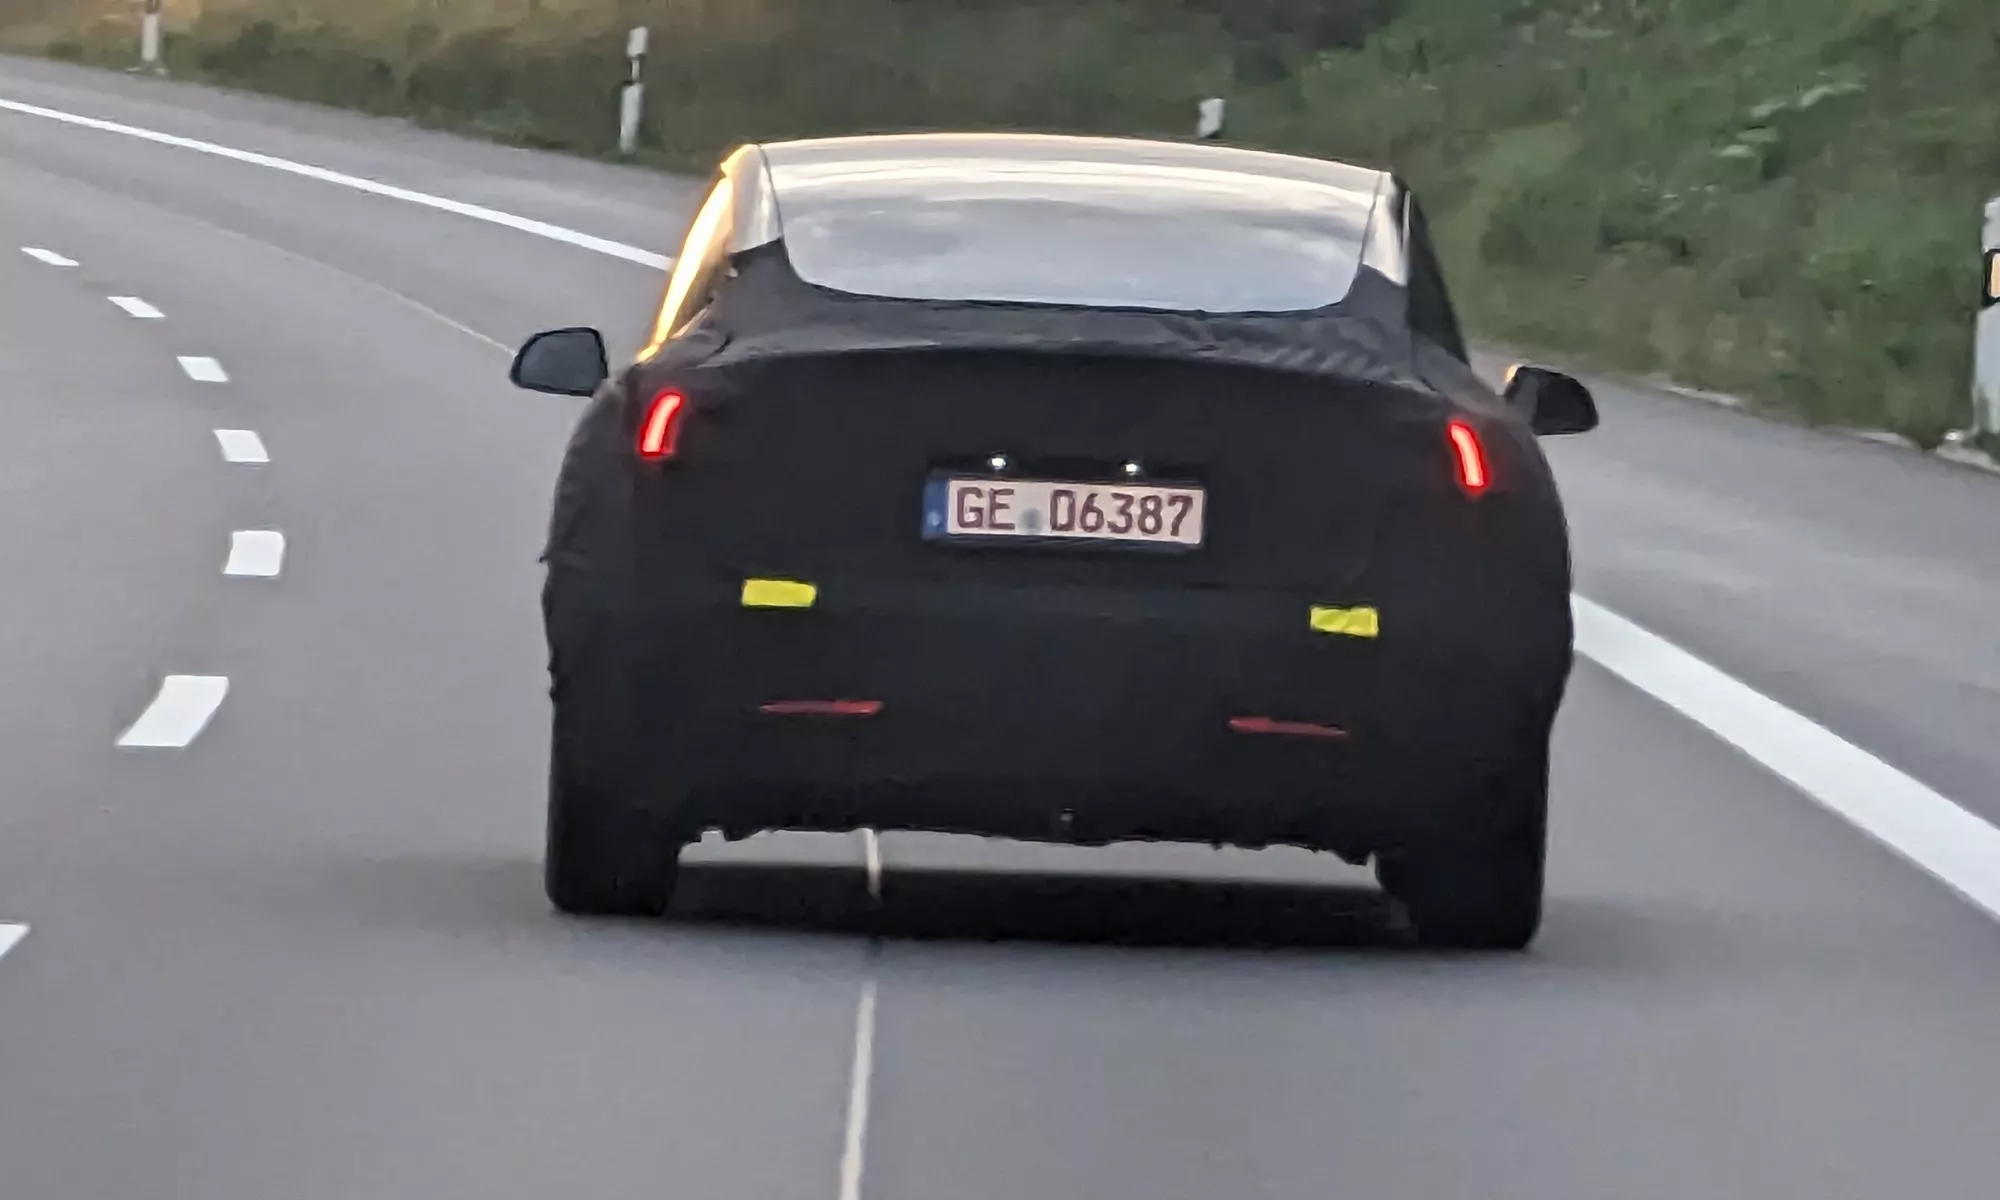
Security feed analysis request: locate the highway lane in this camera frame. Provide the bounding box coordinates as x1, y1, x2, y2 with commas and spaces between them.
4, 55, 2000, 1200
0, 104, 865, 1200
863, 672, 2000, 1200
1539, 373, 2000, 816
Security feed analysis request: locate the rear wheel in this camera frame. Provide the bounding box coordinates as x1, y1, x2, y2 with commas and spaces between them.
545, 750, 684, 917
1376, 825, 1544, 950
542, 588, 684, 918
1376, 736, 1549, 951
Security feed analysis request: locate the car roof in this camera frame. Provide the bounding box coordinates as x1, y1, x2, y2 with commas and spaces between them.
725, 133, 1407, 313
753, 132, 1391, 194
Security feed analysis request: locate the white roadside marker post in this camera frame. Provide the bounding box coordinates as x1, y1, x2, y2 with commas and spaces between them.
1946, 194, 2000, 452
1196, 97, 1226, 140
1973, 195, 2000, 436
618, 26, 649, 157
140, 0, 164, 74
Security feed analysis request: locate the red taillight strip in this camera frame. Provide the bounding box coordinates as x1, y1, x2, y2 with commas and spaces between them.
1227, 716, 1348, 740
1446, 419, 1488, 494
638, 389, 687, 459
759, 699, 885, 717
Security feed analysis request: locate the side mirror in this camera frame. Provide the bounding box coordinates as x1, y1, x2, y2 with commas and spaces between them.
510, 327, 608, 397
1982, 248, 1998, 309
1503, 364, 1599, 436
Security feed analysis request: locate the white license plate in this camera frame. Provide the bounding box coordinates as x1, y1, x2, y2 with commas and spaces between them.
929, 477, 1206, 547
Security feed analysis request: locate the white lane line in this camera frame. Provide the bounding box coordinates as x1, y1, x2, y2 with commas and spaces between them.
0, 97, 674, 270
116, 675, 229, 749
837, 977, 879, 1200
178, 355, 228, 383
109, 295, 163, 319
0, 924, 27, 963
213, 428, 268, 464
223, 530, 285, 578
16, 87, 2000, 931
862, 830, 883, 901
1573, 596, 2000, 922
21, 246, 76, 266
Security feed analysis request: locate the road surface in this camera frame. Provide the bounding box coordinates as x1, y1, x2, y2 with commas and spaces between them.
3, 54, 2000, 1200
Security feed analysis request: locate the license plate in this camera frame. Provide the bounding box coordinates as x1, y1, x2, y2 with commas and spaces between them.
922, 476, 1206, 548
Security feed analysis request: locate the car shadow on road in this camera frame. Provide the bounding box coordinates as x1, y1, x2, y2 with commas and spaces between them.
670, 862, 1412, 950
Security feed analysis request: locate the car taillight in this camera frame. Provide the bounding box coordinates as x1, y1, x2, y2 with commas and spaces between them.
1446, 418, 1488, 495
638, 389, 687, 460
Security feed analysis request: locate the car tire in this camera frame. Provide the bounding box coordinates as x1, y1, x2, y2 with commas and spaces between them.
542, 589, 683, 918
545, 750, 684, 917
1376, 738, 1549, 951
1377, 826, 1544, 951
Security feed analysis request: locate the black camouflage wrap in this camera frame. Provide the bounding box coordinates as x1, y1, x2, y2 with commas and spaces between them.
540, 245, 1574, 857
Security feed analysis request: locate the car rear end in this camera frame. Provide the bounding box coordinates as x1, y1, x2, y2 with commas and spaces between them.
595, 346, 1573, 856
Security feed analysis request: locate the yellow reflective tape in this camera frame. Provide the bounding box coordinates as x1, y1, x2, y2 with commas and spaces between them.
1309, 605, 1379, 638
741, 578, 817, 609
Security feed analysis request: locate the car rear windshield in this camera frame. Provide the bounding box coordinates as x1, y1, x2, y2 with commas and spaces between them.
770, 158, 1378, 314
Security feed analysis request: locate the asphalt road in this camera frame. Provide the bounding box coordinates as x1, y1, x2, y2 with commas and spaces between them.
4, 55, 2000, 1200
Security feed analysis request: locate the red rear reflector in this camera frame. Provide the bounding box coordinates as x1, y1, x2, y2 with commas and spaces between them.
759, 699, 884, 717
1227, 716, 1348, 740
638, 390, 687, 459
1446, 419, 1488, 494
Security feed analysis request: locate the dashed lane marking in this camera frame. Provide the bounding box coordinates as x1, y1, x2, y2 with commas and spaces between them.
178, 355, 228, 383
116, 675, 229, 749
223, 530, 285, 578
20, 246, 75, 266
212, 429, 268, 464
109, 295, 163, 319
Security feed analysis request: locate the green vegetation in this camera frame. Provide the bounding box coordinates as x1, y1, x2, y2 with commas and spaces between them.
9, 0, 1997, 443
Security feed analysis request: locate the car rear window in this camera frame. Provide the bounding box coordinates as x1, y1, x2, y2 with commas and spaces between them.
770, 158, 1378, 314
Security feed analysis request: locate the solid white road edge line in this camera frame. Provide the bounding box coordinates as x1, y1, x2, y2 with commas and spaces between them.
213, 428, 268, 463
0, 924, 27, 963
21, 246, 76, 266
1573, 597, 2000, 922
20, 90, 2000, 925
837, 977, 879, 1200
0, 97, 674, 270
117, 675, 229, 749
223, 530, 285, 578
109, 295, 163, 319
178, 355, 228, 383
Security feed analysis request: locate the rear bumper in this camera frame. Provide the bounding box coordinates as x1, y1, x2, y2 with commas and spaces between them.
552, 576, 1570, 854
